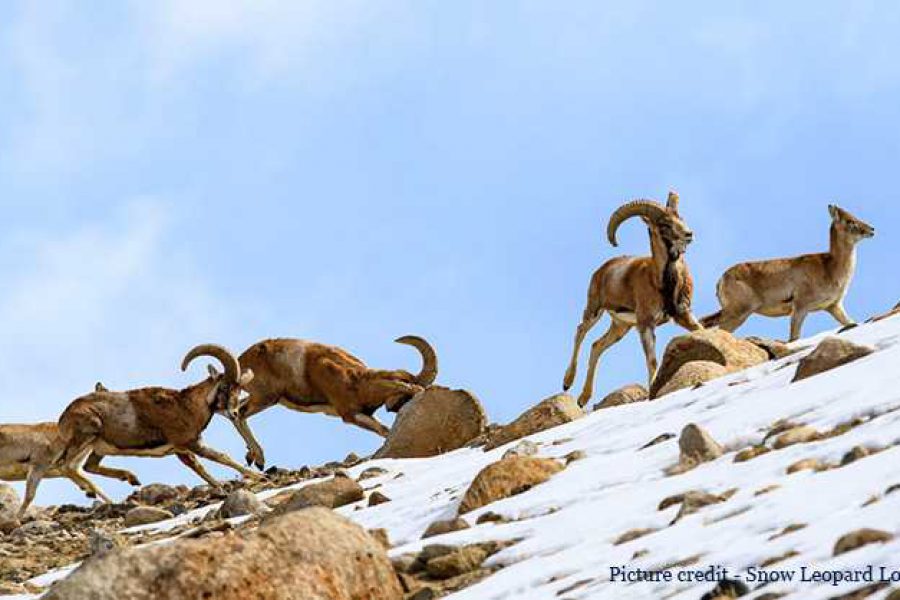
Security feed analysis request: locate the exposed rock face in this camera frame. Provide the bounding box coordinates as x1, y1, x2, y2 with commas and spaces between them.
793, 337, 875, 383
459, 457, 564, 514
593, 384, 648, 411
485, 394, 583, 450
655, 361, 729, 398
123, 506, 173, 528
269, 475, 364, 517
375, 387, 487, 459
651, 330, 768, 398
44, 508, 403, 600
218, 489, 269, 519
0, 484, 21, 525
678, 424, 724, 465
833, 528, 894, 556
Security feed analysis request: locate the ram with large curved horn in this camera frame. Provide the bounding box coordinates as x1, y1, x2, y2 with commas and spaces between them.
562, 191, 703, 407
230, 335, 440, 470
31, 343, 263, 507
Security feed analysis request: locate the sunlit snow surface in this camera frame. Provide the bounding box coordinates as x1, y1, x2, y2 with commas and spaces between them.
25, 316, 900, 599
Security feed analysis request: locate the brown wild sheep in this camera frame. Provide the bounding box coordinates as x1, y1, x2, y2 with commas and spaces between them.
0, 422, 141, 519
563, 193, 702, 406
43, 344, 261, 507
702, 205, 874, 341
216, 336, 438, 469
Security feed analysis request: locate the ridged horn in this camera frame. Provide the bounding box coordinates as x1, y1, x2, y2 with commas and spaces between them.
181, 344, 241, 383
607, 200, 669, 247
395, 335, 438, 386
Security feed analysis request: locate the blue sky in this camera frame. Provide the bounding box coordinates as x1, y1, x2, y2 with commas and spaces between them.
0, 1, 897, 506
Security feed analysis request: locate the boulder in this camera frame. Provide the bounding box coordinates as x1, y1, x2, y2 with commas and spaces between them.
502, 440, 540, 459
43, 508, 403, 600
270, 476, 364, 517
218, 490, 269, 519
375, 387, 487, 459
793, 337, 875, 383
128, 483, 186, 506
485, 394, 583, 450
678, 424, 723, 465
786, 459, 825, 474
834, 528, 894, 556
0, 484, 22, 525
772, 426, 820, 449
368, 491, 392, 507
651, 330, 768, 398
744, 337, 797, 360
593, 384, 648, 411
655, 361, 729, 398
422, 518, 470, 539
459, 456, 564, 514
425, 545, 489, 579
124, 506, 173, 528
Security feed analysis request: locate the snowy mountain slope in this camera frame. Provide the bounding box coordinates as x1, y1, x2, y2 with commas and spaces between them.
18, 314, 900, 599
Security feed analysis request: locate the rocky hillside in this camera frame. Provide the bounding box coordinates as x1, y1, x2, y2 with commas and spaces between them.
3, 308, 900, 599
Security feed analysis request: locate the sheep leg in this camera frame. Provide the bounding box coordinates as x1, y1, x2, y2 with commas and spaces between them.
231, 415, 267, 471
789, 305, 810, 342
343, 413, 390, 438
717, 304, 754, 334
637, 325, 659, 388
64, 468, 111, 504
176, 452, 223, 489
187, 442, 264, 481
673, 310, 704, 332
576, 320, 631, 407
83, 453, 141, 486
827, 303, 854, 327
18, 465, 48, 519
563, 311, 602, 391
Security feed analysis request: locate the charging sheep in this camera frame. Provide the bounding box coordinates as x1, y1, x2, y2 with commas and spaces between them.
214, 336, 438, 470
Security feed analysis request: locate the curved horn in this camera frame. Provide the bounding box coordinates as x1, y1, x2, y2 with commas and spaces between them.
606, 199, 669, 247
395, 335, 438, 386
181, 344, 241, 383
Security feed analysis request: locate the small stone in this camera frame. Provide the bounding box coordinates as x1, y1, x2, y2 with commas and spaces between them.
834, 529, 894, 556
564, 450, 587, 465
614, 528, 657, 545
700, 579, 750, 599
734, 446, 770, 463
129, 483, 185, 506
475, 512, 509, 525
787, 458, 825, 474
773, 426, 820, 449
485, 394, 583, 450
502, 440, 540, 460
640, 433, 676, 450
593, 384, 648, 411
841, 446, 873, 466
358, 467, 389, 481
342, 452, 362, 466
458, 457, 564, 514
679, 423, 724, 464
425, 545, 489, 579
422, 518, 470, 539
419, 544, 456, 562
368, 491, 391, 507
793, 337, 875, 382
124, 506, 174, 527
218, 489, 269, 519
269, 476, 364, 517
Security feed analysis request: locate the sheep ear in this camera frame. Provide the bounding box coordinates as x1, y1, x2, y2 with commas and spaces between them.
667, 191, 680, 214
240, 368, 255, 386
829, 204, 840, 220
207, 364, 220, 379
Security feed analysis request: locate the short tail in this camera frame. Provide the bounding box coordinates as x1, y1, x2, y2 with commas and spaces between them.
700, 310, 723, 328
